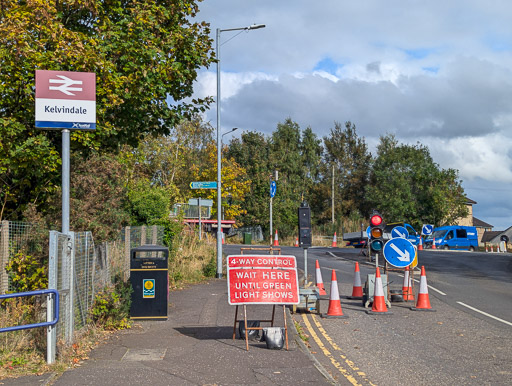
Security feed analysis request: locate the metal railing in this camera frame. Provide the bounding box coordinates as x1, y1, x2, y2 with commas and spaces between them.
0, 289, 59, 364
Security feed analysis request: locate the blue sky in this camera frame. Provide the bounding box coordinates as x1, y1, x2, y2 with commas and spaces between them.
192, 0, 512, 230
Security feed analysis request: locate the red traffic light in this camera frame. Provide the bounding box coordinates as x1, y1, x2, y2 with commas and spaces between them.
370, 214, 383, 226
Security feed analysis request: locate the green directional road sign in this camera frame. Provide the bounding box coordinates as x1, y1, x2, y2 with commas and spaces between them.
190, 181, 217, 189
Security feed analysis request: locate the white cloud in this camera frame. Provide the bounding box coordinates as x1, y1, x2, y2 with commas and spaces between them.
193, 0, 512, 230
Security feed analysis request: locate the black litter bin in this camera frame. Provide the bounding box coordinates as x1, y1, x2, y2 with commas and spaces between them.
129, 244, 169, 320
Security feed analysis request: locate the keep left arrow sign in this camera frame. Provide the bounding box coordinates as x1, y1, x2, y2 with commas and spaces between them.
383, 238, 415, 268
389, 243, 410, 261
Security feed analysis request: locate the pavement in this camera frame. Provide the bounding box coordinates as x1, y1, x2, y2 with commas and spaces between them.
2, 279, 332, 386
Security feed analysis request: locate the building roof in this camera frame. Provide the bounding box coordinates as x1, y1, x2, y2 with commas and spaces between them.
473, 216, 493, 228
465, 197, 477, 205
481, 231, 502, 243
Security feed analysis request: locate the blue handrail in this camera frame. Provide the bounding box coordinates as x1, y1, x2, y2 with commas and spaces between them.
0, 289, 59, 333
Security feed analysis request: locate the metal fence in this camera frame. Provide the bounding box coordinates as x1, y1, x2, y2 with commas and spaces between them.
2, 222, 164, 346
0, 220, 47, 294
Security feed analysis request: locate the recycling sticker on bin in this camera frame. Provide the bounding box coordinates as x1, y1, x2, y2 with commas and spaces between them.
143, 279, 155, 298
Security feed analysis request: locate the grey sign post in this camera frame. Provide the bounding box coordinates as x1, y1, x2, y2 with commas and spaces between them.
35, 70, 96, 235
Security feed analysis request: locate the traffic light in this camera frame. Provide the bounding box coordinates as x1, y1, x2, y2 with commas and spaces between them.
369, 211, 385, 253
298, 201, 312, 247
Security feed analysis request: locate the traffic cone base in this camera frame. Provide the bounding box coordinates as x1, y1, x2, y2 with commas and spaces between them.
347, 262, 363, 299
410, 265, 436, 312
321, 270, 348, 319
366, 267, 392, 315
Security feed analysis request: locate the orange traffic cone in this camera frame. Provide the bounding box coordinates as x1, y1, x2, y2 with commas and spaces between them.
321, 270, 348, 318
366, 267, 392, 315
221, 232, 225, 245
315, 260, 327, 296
418, 236, 423, 251
496, 244, 501, 253
331, 232, 338, 247
402, 266, 414, 301
432, 237, 436, 249
485, 244, 488, 253
347, 262, 363, 299
411, 266, 435, 312
490, 245, 494, 253
295, 237, 299, 247
273, 230, 279, 246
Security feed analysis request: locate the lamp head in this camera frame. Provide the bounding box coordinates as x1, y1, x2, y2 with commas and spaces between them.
247, 24, 266, 30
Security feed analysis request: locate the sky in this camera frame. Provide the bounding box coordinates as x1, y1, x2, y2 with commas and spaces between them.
191, 0, 512, 230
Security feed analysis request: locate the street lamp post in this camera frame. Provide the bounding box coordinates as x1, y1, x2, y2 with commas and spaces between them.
216, 24, 265, 279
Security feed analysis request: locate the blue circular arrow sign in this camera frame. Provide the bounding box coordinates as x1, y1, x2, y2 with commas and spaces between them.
383, 238, 415, 268
391, 226, 409, 239
270, 181, 276, 198
422, 224, 434, 235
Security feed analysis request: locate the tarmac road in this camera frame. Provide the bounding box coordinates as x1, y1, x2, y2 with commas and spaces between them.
224, 244, 512, 385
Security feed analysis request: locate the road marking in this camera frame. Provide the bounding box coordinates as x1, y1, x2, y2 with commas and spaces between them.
311, 315, 375, 385
456, 302, 512, 327
409, 276, 447, 295
301, 314, 362, 385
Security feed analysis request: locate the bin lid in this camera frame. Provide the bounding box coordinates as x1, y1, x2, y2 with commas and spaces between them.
131, 244, 168, 252
131, 244, 169, 259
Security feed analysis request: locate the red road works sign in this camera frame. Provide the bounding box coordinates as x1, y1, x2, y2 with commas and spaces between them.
227, 255, 300, 305
35, 70, 96, 130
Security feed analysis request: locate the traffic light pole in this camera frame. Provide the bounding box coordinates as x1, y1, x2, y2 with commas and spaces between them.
303, 248, 308, 286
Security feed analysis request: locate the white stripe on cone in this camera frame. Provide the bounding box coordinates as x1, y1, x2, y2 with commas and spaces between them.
330, 277, 340, 301
374, 275, 384, 297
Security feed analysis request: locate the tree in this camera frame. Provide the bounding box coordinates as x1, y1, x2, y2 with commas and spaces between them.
192, 143, 250, 221
122, 117, 214, 203
0, 0, 215, 220
226, 131, 272, 228
323, 122, 372, 220
366, 134, 467, 228
43, 153, 131, 242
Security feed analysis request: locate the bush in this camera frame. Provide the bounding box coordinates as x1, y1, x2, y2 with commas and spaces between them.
5, 252, 48, 293
89, 274, 132, 330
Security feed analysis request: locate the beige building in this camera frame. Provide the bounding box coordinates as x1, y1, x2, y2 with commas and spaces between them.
455, 198, 493, 245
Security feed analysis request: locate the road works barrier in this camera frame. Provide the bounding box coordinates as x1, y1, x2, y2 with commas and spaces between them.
366, 267, 392, 315
322, 270, 348, 319
227, 254, 299, 350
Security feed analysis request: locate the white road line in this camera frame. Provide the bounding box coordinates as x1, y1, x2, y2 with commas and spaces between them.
456, 301, 512, 327
427, 284, 447, 296
409, 277, 447, 295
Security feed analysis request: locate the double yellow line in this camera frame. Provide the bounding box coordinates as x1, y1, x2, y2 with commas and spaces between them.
301, 313, 376, 386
